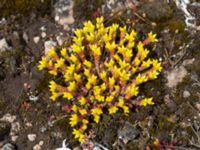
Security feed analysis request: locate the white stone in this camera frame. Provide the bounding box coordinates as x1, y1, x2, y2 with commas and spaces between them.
11, 135, 18, 142
183, 90, 191, 98
23, 32, 29, 44
44, 40, 57, 54
0, 38, 10, 53
33, 144, 41, 150
40, 26, 46, 31
0, 113, 16, 123
28, 134, 37, 142
56, 36, 64, 46
25, 122, 33, 127
33, 36, 40, 44
166, 66, 188, 88
41, 32, 47, 38
39, 141, 44, 146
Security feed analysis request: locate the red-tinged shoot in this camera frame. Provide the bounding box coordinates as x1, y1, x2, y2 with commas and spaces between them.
38, 16, 162, 142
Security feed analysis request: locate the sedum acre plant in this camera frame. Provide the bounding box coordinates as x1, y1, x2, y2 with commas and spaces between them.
38, 17, 162, 142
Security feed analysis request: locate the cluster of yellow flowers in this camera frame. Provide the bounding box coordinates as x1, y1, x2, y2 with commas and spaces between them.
38, 17, 162, 142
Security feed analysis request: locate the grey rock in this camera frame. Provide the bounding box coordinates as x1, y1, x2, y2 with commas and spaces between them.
118, 122, 140, 144
23, 32, 29, 44
2, 143, 16, 150
44, 40, 57, 54
54, 0, 75, 27
0, 38, 11, 53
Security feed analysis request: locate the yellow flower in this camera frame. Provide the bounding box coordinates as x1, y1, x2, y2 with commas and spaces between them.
152, 60, 162, 71
71, 104, 78, 112
73, 37, 83, 46
108, 77, 115, 87
95, 95, 105, 102
48, 70, 57, 76
82, 119, 89, 124
139, 49, 149, 60
83, 68, 90, 77
88, 75, 97, 85
120, 70, 130, 81
99, 71, 107, 79
91, 108, 103, 115
71, 44, 84, 53
94, 115, 100, 123
106, 42, 117, 51
55, 58, 65, 68
147, 32, 158, 42
50, 92, 59, 101
122, 105, 129, 114
141, 59, 152, 68
109, 106, 118, 114
125, 85, 139, 97
49, 80, 57, 92
140, 98, 154, 106
100, 83, 106, 91
72, 129, 85, 142
136, 74, 148, 84
74, 29, 83, 37
117, 98, 124, 107
67, 81, 76, 92
69, 114, 79, 127
79, 97, 87, 105
74, 73, 81, 82
106, 95, 114, 102
104, 59, 114, 68
124, 49, 133, 59
61, 48, 68, 57
69, 54, 78, 63
83, 60, 92, 68
103, 34, 111, 42
89, 44, 101, 56
86, 33, 95, 42
134, 57, 140, 66
119, 26, 126, 34
63, 92, 73, 100
81, 124, 87, 131
79, 109, 87, 116
38, 57, 47, 70
148, 70, 159, 79
47, 48, 56, 57
93, 86, 101, 96
66, 64, 75, 75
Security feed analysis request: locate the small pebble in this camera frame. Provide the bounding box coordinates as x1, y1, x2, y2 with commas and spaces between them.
2, 143, 16, 150
183, 90, 191, 98
33, 36, 40, 44
39, 141, 44, 146
33, 144, 41, 150
41, 32, 46, 38
23, 32, 29, 44
11, 135, 18, 142
28, 134, 37, 142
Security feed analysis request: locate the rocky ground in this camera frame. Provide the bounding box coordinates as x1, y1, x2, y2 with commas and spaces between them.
1, 0, 200, 150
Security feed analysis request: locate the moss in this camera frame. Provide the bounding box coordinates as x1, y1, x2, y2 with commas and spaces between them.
73, 0, 104, 21
0, 0, 51, 17
164, 19, 185, 33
